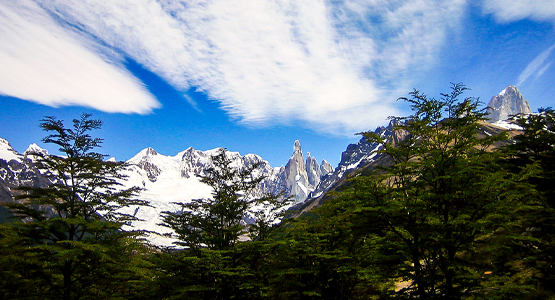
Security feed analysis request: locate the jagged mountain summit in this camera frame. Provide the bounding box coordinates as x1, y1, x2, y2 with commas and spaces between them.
487, 85, 532, 122
110, 140, 334, 245
3, 85, 532, 244
296, 86, 535, 214
295, 120, 400, 213
0, 139, 53, 221
281, 140, 333, 203
0, 138, 331, 246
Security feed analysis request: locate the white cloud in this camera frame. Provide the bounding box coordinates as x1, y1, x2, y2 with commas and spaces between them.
517, 43, 555, 86
1, 0, 468, 135
0, 1, 160, 114
482, 0, 555, 23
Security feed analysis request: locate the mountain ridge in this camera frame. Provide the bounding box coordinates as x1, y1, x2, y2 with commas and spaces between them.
0, 84, 533, 245
0, 138, 332, 245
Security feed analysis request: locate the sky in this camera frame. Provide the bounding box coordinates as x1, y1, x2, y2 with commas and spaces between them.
1, 0, 554, 168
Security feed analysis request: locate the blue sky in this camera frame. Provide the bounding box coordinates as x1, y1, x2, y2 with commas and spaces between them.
1, 0, 554, 168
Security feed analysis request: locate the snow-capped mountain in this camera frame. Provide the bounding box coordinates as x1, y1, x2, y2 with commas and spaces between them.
295, 120, 399, 212
0, 138, 51, 195
118, 141, 331, 245
487, 85, 532, 122
276, 140, 334, 203
120, 146, 284, 245
0, 137, 331, 246
0, 139, 52, 221
2, 85, 532, 245
296, 86, 534, 214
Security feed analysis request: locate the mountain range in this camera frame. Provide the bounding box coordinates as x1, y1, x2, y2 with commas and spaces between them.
0, 85, 534, 246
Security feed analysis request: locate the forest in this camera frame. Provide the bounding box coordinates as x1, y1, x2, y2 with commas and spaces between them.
1, 84, 554, 300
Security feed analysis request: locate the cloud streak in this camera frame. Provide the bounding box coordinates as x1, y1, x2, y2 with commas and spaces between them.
517, 43, 555, 86
0, 1, 160, 114
1, 0, 467, 135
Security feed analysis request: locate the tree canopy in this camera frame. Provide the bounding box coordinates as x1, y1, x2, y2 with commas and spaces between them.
0, 113, 149, 300
1, 90, 554, 299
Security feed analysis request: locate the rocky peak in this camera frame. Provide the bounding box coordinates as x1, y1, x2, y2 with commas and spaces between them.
24, 143, 49, 161
284, 140, 309, 202
0, 138, 22, 163
129, 147, 162, 182
305, 152, 321, 187
279, 140, 336, 203
320, 160, 333, 176
487, 85, 532, 122
0, 139, 52, 207
293, 139, 302, 154
145, 147, 158, 156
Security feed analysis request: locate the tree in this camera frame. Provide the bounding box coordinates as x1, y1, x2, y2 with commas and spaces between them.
264, 212, 390, 300
333, 83, 531, 299
0, 113, 148, 300
161, 148, 288, 253
157, 148, 289, 299
502, 108, 555, 294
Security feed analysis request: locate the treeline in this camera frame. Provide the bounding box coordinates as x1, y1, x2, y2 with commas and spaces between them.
1, 84, 554, 299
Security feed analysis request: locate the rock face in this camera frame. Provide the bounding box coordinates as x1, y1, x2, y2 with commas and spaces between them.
0, 138, 53, 222
295, 120, 408, 213
129, 147, 162, 182
487, 85, 532, 122
283, 140, 310, 202
278, 140, 335, 203
306, 152, 321, 188
126, 140, 332, 205
0, 139, 51, 199
0, 137, 331, 245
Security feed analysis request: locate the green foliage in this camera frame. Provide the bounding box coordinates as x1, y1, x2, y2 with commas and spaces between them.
502, 107, 555, 293
324, 83, 536, 299
1, 90, 553, 299
0, 113, 149, 300
155, 148, 290, 299
148, 241, 277, 300
161, 148, 289, 253
265, 215, 391, 300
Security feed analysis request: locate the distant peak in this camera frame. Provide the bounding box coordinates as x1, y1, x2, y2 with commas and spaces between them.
128, 147, 159, 163
25, 143, 42, 152
0, 137, 22, 162
294, 140, 301, 152
499, 85, 518, 96
487, 85, 531, 122
145, 147, 158, 156
24, 143, 48, 157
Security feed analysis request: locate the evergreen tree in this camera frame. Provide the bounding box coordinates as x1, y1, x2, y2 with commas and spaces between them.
0, 114, 148, 300
156, 148, 289, 299
333, 84, 531, 299
502, 108, 555, 294
265, 213, 389, 300
161, 148, 287, 253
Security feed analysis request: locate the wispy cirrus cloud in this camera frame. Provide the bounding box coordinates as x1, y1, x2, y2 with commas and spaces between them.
517, 44, 555, 86
0, 1, 160, 114
482, 0, 555, 88
1, 0, 467, 135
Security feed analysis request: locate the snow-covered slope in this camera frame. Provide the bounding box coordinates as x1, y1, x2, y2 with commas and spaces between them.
121, 149, 213, 246
118, 142, 332, 246
0, 139, 51, 210
0, 137, 332, 246
0, 138, 23, 163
